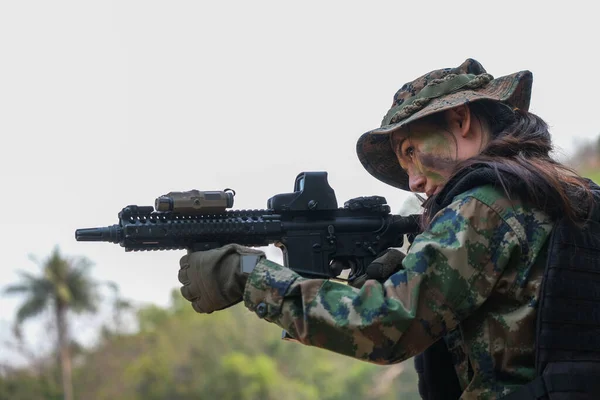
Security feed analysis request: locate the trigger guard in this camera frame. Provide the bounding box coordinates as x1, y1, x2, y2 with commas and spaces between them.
347, 263, 366, 284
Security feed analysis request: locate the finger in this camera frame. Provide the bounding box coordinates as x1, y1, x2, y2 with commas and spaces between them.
382, 261, 402, 277
192, 299, 211, 314
178, 266, 190, 285
349, 274, 367, 289
366, 262, 384, 280
179, 254, 190, 268
180, 283, 199, 302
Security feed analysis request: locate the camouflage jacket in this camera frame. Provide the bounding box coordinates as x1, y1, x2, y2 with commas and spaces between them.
243, 184, 555, 399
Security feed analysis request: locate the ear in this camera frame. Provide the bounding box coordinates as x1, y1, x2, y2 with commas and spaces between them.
444, 105, 471, 138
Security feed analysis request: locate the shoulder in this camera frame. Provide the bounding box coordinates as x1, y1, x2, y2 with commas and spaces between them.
419, 186, 516, 257
431, 184, 554, 257
403, 186, 523, 308
428, 184, 512, 235
451, 184, 514, 215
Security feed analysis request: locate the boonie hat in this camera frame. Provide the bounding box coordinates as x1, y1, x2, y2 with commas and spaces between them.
356, 58, 533, 191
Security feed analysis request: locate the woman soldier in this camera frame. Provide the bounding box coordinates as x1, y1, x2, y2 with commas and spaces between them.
177, 59, 600, 399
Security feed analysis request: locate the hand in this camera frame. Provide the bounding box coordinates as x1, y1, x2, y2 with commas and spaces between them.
349, 248, 406, 289
178, 244, 265, 314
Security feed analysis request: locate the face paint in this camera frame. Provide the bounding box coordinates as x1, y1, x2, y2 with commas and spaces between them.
418, 153, 458, 176
392, 124, 459, 192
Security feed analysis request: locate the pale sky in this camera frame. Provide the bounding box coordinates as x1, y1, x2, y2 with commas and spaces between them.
1, 1, 598, 364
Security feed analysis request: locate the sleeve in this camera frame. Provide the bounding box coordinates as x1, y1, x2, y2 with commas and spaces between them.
243, 195, 521, 364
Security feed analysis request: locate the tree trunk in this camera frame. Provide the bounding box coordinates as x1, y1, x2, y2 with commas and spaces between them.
56, 302, 73, 400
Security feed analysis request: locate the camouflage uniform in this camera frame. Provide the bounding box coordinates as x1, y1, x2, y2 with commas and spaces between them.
242, 58, 546, 398
244, 184, 554, 399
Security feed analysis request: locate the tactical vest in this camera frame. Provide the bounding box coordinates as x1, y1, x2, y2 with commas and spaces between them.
414, 166, 600, 400
502, 185, 600, 399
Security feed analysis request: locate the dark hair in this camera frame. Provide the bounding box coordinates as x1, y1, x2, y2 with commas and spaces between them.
422, 100, 595, 226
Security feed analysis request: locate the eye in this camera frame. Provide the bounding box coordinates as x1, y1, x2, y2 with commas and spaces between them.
404, 145, 414, 158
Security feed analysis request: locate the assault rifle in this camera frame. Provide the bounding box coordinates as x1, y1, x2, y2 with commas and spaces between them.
75, 172, 420, 280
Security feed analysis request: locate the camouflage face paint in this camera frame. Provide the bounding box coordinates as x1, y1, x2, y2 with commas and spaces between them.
418, 153, 458, 180
392, 125, 459, 190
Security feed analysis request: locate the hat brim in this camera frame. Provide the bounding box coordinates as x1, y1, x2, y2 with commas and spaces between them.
356, 70, 533, 191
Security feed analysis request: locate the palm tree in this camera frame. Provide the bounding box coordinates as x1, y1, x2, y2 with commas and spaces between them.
4, 246, 100, 400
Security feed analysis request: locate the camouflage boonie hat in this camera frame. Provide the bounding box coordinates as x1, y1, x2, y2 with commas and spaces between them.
356, 58, 533, 191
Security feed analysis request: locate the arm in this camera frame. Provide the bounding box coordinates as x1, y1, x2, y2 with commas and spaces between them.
243, 195, 521, 364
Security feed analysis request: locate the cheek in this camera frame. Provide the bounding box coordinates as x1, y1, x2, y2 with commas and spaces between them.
422, 169, 448, 183
419, 134, 456, 157
395, 156, 422, 179
411, 150, 456, 185
417, 151, 457, 174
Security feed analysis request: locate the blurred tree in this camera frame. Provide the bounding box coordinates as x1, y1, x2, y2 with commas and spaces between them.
0, 363, 62, 400
3, 246, 101, 400
71, 289, 420, 399
98, 281, 134, 340
1, 286, 420, 399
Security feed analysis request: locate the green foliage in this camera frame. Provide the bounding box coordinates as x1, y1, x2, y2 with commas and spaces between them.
4, 262, 419, 399
4, 246, 100, 329
69, 289, 419, 399
3, 246, 105, 400
0, 367, 62, 400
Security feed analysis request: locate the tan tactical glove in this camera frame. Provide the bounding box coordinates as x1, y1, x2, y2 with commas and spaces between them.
178, 244, 265, 314
349, 248, 406, 289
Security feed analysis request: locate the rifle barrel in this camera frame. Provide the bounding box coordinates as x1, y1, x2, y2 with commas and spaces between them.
75, 225, 122, 243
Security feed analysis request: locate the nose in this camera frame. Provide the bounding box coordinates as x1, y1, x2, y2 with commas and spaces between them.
409, 173, 427, 193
